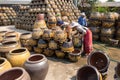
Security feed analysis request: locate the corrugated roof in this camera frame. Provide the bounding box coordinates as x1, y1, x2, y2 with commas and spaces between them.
96, 2, 120, 7
0, 0, 31, 4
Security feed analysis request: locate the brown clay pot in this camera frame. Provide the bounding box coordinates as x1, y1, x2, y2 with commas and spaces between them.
48, 40, 58, 50
42, 29, 54, 40
68, 49, 82, 62
87, 51, 110, 73
25, 46, 33, 52
43, 48, 54, 57
76, 65, 102, 80
32, 29, 43, 39
6, 47, 30, 67
0, 67, 31, 80
0, 40, 21, 53
61, 39, 74, 52
90, 12, 102, 20
0, 57, 12, 73
93, 35, 99, 41
55, 50, 65, 59
24, 54, 49, 80
38, 39, 47, 49
33, 47, 43, 54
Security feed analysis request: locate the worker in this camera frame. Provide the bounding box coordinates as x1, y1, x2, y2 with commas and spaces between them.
70, 22, 93, 56
78, 12, 87, 27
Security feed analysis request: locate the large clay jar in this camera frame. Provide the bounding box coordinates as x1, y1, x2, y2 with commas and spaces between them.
61, 39, 74, 52
87, 51, 110, 73
54, 30, 67, 43
42, 29, 54, 40
68, 49, 82, 62
33, 46, 43, 54
6, 47, 30, 67
0, 40, 21, 53
76, 65, 102, 80
48, 40, 58, 50
0, 67, 31, 80
48, 16, 57, 29
24, 54, 49, 80
38, 39, 47, 49
0, 58, 12, 73
55, 50, 65, 59
32, 29, 43, 39
43, 48, 54, 57
20, 33, 32, 46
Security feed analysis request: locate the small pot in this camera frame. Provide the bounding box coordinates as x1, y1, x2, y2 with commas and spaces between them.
42, 29, 54, 40
5, 31, 19, 38
43, 48, 54, 57
32, 29, 43, 39
0, 31, 7, 37
38, 39, 47, 49
6, 47, 30, 67
33, 47, 43, 54
24, 54, 49, 80
25, 46, 33, 52
0, 58, 12, 73
48, 40, 58, 50
0, 67, 31, 80
55, 50, 65, 59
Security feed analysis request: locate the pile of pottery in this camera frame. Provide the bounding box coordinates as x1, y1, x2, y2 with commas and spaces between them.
116, 14, 120, 46
15, 0, 81, 31
0, 7, 16, 26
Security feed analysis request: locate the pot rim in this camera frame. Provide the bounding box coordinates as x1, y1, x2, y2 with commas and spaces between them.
9, 47, 28, 55
69, 49, 82, 56
76, 65, 100, 80
87, 50, 110, 72
0, 58, 7, 67
0, 67, 26, 80
26, 54, 46, 64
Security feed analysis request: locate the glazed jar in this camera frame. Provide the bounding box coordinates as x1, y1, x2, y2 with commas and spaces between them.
43, 48, 54, 57
33, 47, 43, 54
54, 30, 67, 43
55, 50, 65, 59
32, 29, 43, 39
38, 39, 47, 49
48, 40, 58, 50
42, 29, 54, 40
0, 40, 21, 53
0, 67, 31, 80
6, 47, 30, 67
0, 58, 12, 73
68, 49, 82, 62
76, 65, 102, 80
20, 33, 32, 46
24, 54, 49, 80
87, 51, 110, 73
61, 39, 74, 52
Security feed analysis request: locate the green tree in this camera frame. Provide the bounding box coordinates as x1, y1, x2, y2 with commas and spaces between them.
107, 0, 114, 2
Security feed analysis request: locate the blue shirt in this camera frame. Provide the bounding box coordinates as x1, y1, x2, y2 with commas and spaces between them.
78, 16, 87, 26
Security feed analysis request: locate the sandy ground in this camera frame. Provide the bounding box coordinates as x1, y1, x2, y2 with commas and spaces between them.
0, 25, 120, 80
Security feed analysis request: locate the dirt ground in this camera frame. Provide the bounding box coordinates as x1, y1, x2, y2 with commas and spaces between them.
0, 25, 120, 80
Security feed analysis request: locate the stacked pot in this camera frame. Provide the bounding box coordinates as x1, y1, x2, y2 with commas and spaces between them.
15, 0, 81, 31
100, 12, 119, 43
0, 7, 16, 26
88, 12, 102, 41
116, 14, 120, 46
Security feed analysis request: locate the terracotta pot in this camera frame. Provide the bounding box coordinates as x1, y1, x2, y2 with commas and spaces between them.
103, 12, 115, 21
24, 54, 49, 80
5, 31, 19, 38
76, 65, 102, 80
55, 50, 65, 58
42, 29, 54, 40
0, 58, 12, 73
0, 40, 21, 53
90, 12, 102, 20
48, 40, 58, 50
54, 30, 67, 43
6, 47, 30, 67
32, 29, 43, 39
87, 51, 110, 73
43, 48, 54, 57
89, 27, 100, 33
33, 47, 43, 54
28, 38, 37, 46
0, 67, 31, 80
25, 46, 33, 52
38, 39, 47, 49
68, 49, 82, 62
61, 39, 74, 52
101, 28, 115, 35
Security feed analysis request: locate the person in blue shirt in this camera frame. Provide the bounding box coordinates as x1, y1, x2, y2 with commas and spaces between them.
78, 12, 87, 27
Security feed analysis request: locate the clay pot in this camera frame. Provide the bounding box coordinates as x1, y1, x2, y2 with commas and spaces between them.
33, 47, 43, 54
76, 65, 102, 80
32, 29, 43, 39
89, 27, 100, 33
102, 21, 114, 28
6, 48, 30, 67
42, 29, 54, 40
0, 31, 7, 37
43, 48, 54, 57
48, 16, 57, 29
0, 40, 21, 53
24, 54, 49, 80
25, 46, 33, 52
4, 35, 19, 41
61, 39, 74, 52
101, 28, 115, 35
55, 50, 65, 59
87, 51, 110, 73
103, 12, 115, 21
5, 31, 19, 38
68, 49, 82, 62
38, 39, 47, 49
28, 38, 37, 46
48, 40, 58, 50
115, 62, 120, 78
54, 30, 67, 43
0, 58, 12, 73
0, 67, 31, 80
90, 12, 102, 20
